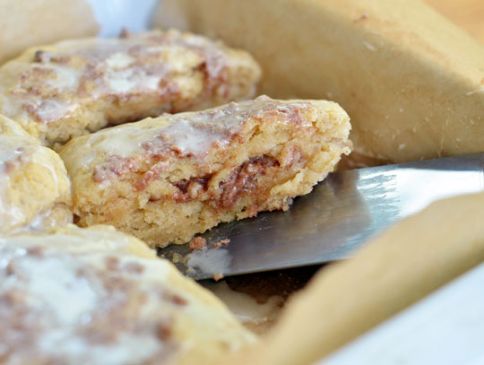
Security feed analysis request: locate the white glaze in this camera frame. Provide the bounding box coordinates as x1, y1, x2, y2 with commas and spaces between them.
0, 31, 231, 125
0, 225, 135, 254
0, 133, 71, 233
24, 205, 70, 232
39, 333, 163, 365
0, 138, 26, 169
104, 68, 161, 94
0, 224, 256, 364
187, 248, 232, 277
77, 96, 311, 168
0, 137, 37, 227
163, 118, 230, 155
44, 65, 81, 91
105, 68, 138, 93
105, 52, 135, 69
21, 255, 98, 324
34, 99, 78, 123
0, 232, 173, 364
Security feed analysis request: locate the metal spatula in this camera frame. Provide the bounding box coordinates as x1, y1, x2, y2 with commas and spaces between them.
158, 154, 484, 280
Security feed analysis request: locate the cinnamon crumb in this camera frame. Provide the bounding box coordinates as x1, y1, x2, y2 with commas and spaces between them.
5, 262, 16, 276
164, 293, 188, 306
26, 246, 44, 257
156, 322, 172, 341
33, 50, 47, 62
210, 239, 230, 249
189, 236, 207, 251
218, 155, 279, 209
3, 161, 16, 174
105, 256, 120, 271
124, 261, 145, 274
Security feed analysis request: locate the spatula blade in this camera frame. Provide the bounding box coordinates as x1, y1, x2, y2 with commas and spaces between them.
158, 154, 484, 279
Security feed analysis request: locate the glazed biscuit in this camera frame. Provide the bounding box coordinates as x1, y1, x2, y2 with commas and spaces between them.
0, 0, 97, 64
60, 96, 351, 247
0, 225, 255, 365
0, 115, 71, 234
0, 30, 261, 146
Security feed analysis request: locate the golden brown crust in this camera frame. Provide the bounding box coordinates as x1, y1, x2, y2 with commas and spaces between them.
0, 30, 261, 146
60, 96, 351, 246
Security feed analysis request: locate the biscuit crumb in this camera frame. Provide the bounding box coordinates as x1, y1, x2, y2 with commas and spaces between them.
211, 239, 230, 249
189, 236, 207, 251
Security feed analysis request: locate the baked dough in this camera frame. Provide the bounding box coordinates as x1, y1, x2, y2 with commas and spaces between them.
0, 224, 255, 365
0, 30, 261, 146
0, 0, 98, 64
0, 115, 71, 234
60, 96, 351, 247
155, 0, 484, 162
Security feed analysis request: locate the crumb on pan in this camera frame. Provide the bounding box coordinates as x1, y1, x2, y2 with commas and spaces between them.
189, 236, 208, 251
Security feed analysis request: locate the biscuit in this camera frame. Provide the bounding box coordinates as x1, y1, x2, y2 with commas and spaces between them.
60, 96, 351, 246
0, 225, 255, 364
0, 115, 71, 234
0, 30, 261, 146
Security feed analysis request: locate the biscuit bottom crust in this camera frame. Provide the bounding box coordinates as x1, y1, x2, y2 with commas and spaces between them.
70, 101, 350, 246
